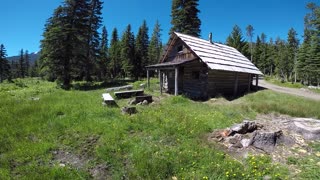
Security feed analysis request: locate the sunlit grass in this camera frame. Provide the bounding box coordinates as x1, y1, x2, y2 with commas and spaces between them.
0, 78, 319, 179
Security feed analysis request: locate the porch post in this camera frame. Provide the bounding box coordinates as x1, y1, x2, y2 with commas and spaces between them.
147, 69, 150, 88
256, 75, 259, 91
248, 74, 251, 92
233, 72, 239, 97
159, 70, 162, 94
175, 67, 179, 96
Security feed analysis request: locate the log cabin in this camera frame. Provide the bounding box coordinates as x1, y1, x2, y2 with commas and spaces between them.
146, 32, 263, 99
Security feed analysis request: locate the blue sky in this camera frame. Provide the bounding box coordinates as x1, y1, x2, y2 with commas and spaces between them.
0, 0, 311, 57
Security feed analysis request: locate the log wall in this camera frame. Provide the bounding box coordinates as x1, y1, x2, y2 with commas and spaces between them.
167, 60, 208, 98
207, 70, 251, 97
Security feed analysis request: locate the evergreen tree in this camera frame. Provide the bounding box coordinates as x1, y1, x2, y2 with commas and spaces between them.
97, 26, 108, 80
40, 0, 95, 89
297, 2, 320, 85
287, 28, 299, 82
135, 20, 149, 78
25, 50, 30, 77
297, 26, 312, 84
83, 0, 103, 81
266, 38, 276, 75
0, 44, 11, 82
30, 59, 39, 77
275, 38, 289, 80
170, 0, 201, 37
246, 25, 254, 61
307, 33, 320, 85
259, 33, 268, 74
109, 28, 121, 78
226, 25, 249, 58
148, 20, 162, 65
253, 36, 262, 68
120, 24, 135, 79
19, 49, 25, 78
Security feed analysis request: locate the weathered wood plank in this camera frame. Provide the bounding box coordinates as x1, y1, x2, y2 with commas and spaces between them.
102, 93, 116, 106
106, 85, 133, 92
114, 89, 144, 99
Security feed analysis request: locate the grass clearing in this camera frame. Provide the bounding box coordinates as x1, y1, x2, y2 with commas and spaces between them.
264, 76, 305, 89
1, 78, 320, 179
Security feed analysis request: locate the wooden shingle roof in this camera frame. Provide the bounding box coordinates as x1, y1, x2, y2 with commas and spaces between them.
173, 32, 263, 75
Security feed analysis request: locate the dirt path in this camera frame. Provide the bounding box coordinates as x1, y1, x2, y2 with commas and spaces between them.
259, 80, 320, 101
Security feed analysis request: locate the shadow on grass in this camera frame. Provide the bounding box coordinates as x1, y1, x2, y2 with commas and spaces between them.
181, 86, 268, 102
224, 86, 268, 101
72, 79, 136, 91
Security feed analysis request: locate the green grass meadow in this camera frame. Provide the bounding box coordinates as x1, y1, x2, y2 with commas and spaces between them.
1, 78, 320, 179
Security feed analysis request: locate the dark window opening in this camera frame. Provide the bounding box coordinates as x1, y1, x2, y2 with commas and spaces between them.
177, 45, 183, 52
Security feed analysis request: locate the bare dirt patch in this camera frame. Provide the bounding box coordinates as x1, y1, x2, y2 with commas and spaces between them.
52, 135, 111, 179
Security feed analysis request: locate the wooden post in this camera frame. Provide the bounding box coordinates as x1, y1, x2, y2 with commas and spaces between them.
175, 67, 179, 96
233, 72, 239, 97
147, 70, 150, 88
256, 75, 259, 91
159, 70, 162, 94
248, 74, 251, 92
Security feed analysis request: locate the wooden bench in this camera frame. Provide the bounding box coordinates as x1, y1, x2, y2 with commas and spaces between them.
102, 93, 115, 105
114, 89, 144, 99
106, 85, 133, 92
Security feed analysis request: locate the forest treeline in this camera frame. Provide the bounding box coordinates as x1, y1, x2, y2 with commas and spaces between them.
1, 0, 319, 87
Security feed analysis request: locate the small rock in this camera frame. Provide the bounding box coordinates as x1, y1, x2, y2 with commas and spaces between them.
315, 152, 320, 157
317, 162, 320, 166
59, 163, 66, 167
142, 100, 149, 105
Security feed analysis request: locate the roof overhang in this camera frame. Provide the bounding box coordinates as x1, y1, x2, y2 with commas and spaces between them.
146, 58, 198, 70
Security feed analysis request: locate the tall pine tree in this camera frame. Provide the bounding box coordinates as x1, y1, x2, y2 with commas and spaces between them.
287, 28, 299, 82
135, 20, 149, 78
109, 28, 121, 78
246, 25, 254, 61
25, 50, 30, 77
148, 20, 162, 65
97, 26, 108, 80
170, 0, 201, 37
19, 49, 25, 78
40, 0, 103, 88
0, 44, 11, 82
226, 25, 249, 58
83, 0, 103, 81
120, 24, 135, 79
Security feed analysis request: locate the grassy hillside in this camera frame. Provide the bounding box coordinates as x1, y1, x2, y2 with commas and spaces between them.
1, 78, 320, 179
